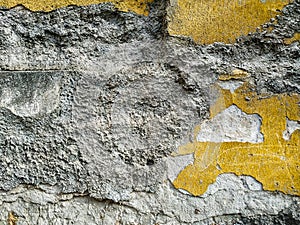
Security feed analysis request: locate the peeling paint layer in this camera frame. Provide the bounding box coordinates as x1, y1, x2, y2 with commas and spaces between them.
167, 154, 194, 182
0, 0, 154, 15
168, 0, 293, 44
173, 75, 300, 196
284, 32, 300, 45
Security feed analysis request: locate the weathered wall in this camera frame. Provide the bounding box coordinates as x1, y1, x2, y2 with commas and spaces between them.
0, 0, 299, 224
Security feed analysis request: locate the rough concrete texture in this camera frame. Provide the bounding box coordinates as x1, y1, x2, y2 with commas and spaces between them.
0, 0, 299, 224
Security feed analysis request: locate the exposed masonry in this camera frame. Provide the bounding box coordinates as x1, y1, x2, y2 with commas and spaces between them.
0, 0, 299, 224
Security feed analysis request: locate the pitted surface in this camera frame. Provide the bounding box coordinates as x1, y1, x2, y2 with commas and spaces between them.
99, 63, 206, 165
0, 0, 299, 224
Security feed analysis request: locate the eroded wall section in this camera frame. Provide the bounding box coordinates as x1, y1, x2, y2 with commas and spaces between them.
0, 0, 299, 224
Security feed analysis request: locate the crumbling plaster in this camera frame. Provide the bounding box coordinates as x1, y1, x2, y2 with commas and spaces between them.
0, 0, 299, 224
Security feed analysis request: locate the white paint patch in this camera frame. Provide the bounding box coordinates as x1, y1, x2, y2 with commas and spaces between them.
167, 154, 194, 182
197, 105, 264, 143
201, 173, 263, 197
283, 118, 300, 140
217, 81, 244, 93
241, 175, 263, 191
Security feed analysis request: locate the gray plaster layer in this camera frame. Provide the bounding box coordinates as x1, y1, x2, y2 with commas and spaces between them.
197, 105, 264, 143
0, 182, 299, 225
0, 0, 299, 224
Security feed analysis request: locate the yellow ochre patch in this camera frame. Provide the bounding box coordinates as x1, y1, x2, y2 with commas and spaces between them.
284, 32, 300, 45
168, 0, 293, 44
0, 0, 154, 15
173, 73, 300, 196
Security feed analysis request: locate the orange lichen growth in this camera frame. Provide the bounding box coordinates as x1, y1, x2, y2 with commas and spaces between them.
0, 0, 154, 15
173, 79, 300, 196
168, 0, 293, 44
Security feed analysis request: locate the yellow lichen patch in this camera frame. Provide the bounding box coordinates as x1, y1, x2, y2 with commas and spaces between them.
0, 0, 154, 15
284, 32, 300, 45
173, 81, 300, 196
168, 0, 293, 44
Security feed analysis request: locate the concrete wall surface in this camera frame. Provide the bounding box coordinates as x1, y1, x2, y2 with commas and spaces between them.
0, 0, 299, 224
